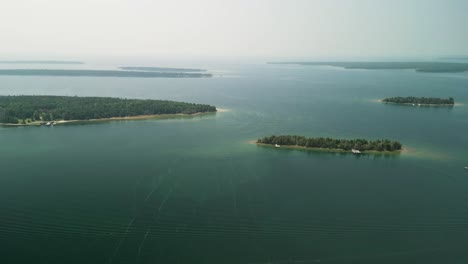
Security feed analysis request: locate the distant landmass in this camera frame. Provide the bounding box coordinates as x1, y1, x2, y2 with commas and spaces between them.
120, 66, 207, 72
382, 96, 454, 106
438, 56, 468, 61
0, 69, 212, 78
0, 60, 84, 64
0, 95, 217, 125
269, 62, 468, 73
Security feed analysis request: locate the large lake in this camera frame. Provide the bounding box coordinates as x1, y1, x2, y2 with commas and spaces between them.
1, 61, 468, 263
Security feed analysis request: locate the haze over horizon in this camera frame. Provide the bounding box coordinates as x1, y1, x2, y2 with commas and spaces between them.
1, 0, 467, 60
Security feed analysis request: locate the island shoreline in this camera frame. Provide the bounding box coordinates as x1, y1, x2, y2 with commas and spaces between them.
252, 141, 404, 155
0, 111, 217, 127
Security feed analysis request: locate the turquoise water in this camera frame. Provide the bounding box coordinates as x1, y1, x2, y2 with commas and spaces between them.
1, 63, 468, 263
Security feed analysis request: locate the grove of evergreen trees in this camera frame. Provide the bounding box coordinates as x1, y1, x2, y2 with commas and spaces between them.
0, 96, 217, 124
257, 135, 402, 152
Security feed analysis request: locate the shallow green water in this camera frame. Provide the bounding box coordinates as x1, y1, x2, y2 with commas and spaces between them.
1, 63, 468, 263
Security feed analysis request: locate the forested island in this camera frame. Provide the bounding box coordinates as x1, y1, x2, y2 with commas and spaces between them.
120, 67, 207, 72
0, 69, 212, 78
0, 96, 216, 125
269, 62, 468, 73
382, 97, 455, 106
257, 135, 402, 153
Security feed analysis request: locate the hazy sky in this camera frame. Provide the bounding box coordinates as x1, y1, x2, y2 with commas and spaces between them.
1, 0, 467, 59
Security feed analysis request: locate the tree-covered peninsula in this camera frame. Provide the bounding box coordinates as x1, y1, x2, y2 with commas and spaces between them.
257, 135, 402, 152
382, 96, 454, 106
0, 96, 216, 124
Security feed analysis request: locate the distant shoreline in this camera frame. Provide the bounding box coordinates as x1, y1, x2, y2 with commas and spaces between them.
268, 61, 468, 73
119, 66, 207, 72
0, 60, 83, 64
1, 111, 217, 127
0, 69, 212, 78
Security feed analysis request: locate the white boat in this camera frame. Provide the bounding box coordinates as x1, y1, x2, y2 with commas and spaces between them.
351, 149, 361, 154
275, 144, 280, 148
45, 122, 51, 126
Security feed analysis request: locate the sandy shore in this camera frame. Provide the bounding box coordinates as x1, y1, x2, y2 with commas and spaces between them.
0, 111, 216, 127
216, 108, 231, 113
253, 141, 403, 155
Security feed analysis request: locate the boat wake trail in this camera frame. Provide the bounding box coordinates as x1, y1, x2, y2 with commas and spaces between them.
136, 188, 174, 260
136, 230, 150, 259
106, 217, 135, 264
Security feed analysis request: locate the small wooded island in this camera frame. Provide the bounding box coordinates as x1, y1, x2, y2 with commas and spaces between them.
257, 135, 402, 153
0, 96, 216, 125
382, 96, 454, 106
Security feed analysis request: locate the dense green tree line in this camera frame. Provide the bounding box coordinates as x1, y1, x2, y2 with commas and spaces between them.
382, 96, 454, 105
257, 135, 402, 152
0, 96, 216, 124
